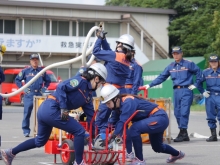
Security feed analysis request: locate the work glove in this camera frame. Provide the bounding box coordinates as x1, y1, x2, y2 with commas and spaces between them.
24, 88, 30, 94
99, 134, 116, 147
188, 85, 196, 90
84, 132, 90, 145
203, 91, 210, 98
61, 109, 69, 121
144, 84, 150, 90
96, 30, 108, 40
41, 87, 47, 93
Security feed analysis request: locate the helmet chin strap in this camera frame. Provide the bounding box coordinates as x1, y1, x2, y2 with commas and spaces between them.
92, 81, 99, 91
92, 77, 103, 91
112, 97, 119, 110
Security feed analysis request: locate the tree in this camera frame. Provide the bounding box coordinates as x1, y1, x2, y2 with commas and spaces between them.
105, 0, 220, 58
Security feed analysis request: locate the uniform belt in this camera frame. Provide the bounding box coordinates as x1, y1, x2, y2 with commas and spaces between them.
30, 89, 40, 92
210, 92, 220, 95
47, 95, 58, 102
148, 107, 160, 116
173, 85, 189, 89
125, 84, 133, 89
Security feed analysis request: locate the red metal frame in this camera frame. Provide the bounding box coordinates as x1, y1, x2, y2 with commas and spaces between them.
138, 86, 148, 98
44, 87, 147, 164
44, 109, 142, 164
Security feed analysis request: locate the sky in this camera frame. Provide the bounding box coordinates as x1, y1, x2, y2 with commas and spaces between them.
11, 0, 106, 5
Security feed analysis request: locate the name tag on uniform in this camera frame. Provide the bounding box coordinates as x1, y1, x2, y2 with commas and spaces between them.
218, 74, 220, 77
208, 75, 211, 77
181, 67, 185, 70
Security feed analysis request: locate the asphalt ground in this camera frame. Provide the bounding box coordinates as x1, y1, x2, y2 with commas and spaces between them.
0, 104, 219, 165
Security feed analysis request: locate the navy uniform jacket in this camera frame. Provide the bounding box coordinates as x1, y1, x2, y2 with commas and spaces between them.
197, 68, 220, 93
149, 59, 202, 88
0, 67, 5, 84
0, 66, 5, 120
93, 38, 131, 86
112, 96, 158, 136
125, 58, 143, 94
53, 75, 94, 121
15, 66, 51, 91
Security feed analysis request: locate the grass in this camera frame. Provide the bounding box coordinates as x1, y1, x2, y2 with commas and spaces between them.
190, 104, 205, 111
171, 104, 205, 111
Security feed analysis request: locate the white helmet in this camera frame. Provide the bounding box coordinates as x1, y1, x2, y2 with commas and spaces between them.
89, 63, 107, 81
116, 34, 135, 49
100, 84, 120, 103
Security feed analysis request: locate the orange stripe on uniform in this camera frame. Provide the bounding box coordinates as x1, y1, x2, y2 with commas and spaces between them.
104, 83, 124, 88
149, 121, 158, 126
125, 84, 133, 88
115, 52, 130, 66
122, 96, 134, 102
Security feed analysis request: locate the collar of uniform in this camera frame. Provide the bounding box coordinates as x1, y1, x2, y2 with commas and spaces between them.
30, 66, 39, 71
174, 59, 184, 66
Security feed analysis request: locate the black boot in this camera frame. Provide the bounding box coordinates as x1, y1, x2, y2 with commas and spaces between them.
206, 128, 218, 142
0, 151, 2, 160
174, 128, 190, 142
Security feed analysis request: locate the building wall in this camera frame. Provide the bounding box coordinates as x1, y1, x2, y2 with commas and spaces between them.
121, 23, 162, 60
132, 14, 169, 53
0, 4, 171, 78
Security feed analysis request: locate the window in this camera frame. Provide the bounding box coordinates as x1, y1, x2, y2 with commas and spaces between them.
0, 20, 3, 33
46, 20, 50, 35
19, 19, 22, 34
24, 19, 43, 35
104, 23, 120, 37
72, 22, 76, 36
79, 22, 95, 36
0, 19, 16, 34
50, 21, 69, 36
4, 74, 17, 83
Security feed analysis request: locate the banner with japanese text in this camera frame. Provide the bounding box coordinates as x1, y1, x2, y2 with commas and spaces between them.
0, 34, 149, 65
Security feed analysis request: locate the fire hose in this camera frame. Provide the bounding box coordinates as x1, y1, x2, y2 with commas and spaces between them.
0, 25, 102, 98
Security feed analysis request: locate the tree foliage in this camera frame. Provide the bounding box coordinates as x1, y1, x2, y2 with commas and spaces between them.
105, 0, 220, 58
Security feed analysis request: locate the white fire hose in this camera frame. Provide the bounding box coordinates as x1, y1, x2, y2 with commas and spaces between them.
0, 25, 100, 98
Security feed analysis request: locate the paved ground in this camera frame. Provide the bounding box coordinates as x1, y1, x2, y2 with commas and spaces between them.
0, 104, 220, 165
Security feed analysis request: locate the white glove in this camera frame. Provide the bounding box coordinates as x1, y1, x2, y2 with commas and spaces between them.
144, 84, 150, 90
188, 85, 196, 90
203, 91, 210, 98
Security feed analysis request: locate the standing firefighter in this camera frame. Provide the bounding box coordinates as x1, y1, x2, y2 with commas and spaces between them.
1, 63, 107, 165
0, 44, 6, 160
93, 31, 134, 133
15, 53, 51, 137
197, 54, 220, 142
125, 48, 143, 95
145, 46, 202, 142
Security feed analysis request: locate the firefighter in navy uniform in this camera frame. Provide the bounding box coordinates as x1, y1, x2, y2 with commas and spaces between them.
15, 54, 51, 137
145, 46, 202, 142
93, 31, 135, 133
1, 63, 107, 165
0, 44, 6, 160
99, 84, 185, 164
125, 49, 143, 95
197, 54, 220, 142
